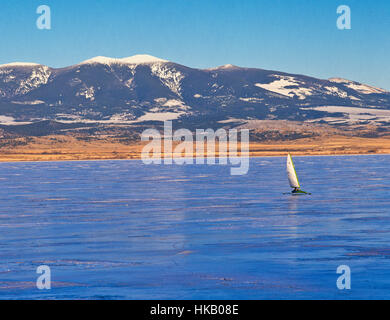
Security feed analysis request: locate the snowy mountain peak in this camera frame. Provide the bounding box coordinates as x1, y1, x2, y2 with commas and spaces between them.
81, 54, 168, 66
81, 56, 117, 65
0, 62, 41, 68
220, 64, 237, 69
121, 54, 168, 64
207, 64, 240, 71
329, 78, 351, 84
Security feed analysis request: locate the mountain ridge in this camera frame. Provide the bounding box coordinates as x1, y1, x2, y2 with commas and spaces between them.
0, 54, 389, 129
1, 55, 387, 91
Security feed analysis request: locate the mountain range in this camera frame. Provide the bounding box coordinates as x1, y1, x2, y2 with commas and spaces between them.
0, 54, 389, 134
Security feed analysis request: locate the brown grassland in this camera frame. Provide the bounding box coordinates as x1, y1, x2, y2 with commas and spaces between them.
0, 134, 390, 162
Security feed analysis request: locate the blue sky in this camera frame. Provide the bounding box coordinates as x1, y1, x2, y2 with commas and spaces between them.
0, 0, 389, 89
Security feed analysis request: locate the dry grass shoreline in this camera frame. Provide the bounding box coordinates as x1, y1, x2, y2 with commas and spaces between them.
1, 134, 390, 162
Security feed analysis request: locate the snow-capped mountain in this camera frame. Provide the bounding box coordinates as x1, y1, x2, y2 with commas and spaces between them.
0, 54, 389, 127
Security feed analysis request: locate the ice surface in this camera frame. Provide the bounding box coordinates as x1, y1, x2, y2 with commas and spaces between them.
1, 156, 390, 299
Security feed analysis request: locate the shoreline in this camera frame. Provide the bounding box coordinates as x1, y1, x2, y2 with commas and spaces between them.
2, 134, 390, 163
0, 151, 389, 164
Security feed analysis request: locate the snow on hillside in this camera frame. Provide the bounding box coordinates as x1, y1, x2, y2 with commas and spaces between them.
18, 66, 51, 94
255, 75, 313, 99
307, 106, 390, 124
0, 65, 51, 96
346, 83, 387, 95
76, 86, 95, 101
0, 115, 32, 125
324, 86, 349, 99
151, 64, 184, 96
136, 111, 185, 122
329, 78, 387, 94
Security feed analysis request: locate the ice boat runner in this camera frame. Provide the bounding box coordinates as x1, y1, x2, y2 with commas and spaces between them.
286, 153, 310, 195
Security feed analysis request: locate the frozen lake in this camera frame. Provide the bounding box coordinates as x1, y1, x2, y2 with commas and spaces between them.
1, 155, 390, 299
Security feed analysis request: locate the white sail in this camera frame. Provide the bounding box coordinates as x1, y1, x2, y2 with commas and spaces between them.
287, 154, 300, 188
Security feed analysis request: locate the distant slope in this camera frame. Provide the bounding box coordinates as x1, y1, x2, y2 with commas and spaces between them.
0, 54, 389, 128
